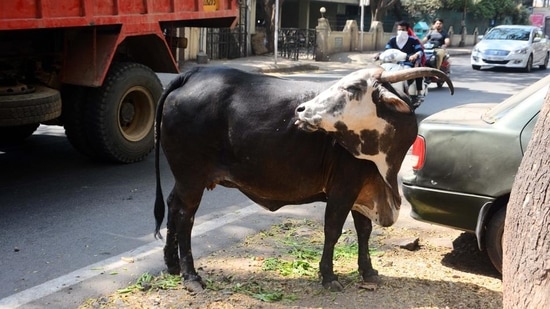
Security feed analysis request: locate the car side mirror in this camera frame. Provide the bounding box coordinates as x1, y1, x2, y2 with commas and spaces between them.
477, 35, 484, 40
534, 37, 541, 43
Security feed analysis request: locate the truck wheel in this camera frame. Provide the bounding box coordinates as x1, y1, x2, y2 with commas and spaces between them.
485, 207, 505, 274
61, 85, 97, 157
0, 85, 61, 126
86, 62, 162, 163
0, 123, 39, 145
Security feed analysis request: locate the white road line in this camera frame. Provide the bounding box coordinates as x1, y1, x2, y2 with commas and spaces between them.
0, 204, 260, 309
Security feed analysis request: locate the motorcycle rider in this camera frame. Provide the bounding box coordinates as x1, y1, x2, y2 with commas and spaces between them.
385, 20, 425, 105
422, 18, 450, 70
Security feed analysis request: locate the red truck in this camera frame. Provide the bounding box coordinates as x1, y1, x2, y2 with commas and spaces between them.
0, 0, 238, 162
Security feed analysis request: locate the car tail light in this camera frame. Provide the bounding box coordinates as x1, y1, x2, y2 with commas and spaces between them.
411, 135, 425, 171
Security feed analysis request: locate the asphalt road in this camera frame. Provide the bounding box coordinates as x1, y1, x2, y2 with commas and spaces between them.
0, 55, 547, 308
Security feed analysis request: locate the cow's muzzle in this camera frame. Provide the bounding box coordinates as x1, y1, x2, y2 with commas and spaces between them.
295, 104, 322, 132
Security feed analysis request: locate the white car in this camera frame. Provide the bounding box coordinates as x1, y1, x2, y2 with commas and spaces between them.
471, 25, 549, 72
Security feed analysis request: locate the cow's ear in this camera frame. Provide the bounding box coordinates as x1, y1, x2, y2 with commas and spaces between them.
378, 87, 413, 113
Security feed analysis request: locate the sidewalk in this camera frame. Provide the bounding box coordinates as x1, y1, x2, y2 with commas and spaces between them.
181, 47, 472, 74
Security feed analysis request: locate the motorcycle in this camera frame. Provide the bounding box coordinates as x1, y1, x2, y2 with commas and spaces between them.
376, 49, 428, 109
423, 41, 451, 88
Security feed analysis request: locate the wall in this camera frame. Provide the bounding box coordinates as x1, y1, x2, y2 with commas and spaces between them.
316, 19, 478, 61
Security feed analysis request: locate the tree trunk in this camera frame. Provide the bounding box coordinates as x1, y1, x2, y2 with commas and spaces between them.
369, 0, 398, 32
261, 0, 284, 53
502, 87, 550, 307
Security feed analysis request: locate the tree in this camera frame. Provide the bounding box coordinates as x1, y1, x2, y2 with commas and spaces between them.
444, 0, 528, 24
259, 0, 284, 53
401, 0, 444, 22
502, 88, 550, 307
369, 0, 400, 30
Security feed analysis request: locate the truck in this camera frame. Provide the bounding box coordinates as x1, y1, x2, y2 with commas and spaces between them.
0, 0, 238, 163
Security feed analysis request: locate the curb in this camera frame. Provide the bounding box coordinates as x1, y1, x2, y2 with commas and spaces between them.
258, 64, 320, 73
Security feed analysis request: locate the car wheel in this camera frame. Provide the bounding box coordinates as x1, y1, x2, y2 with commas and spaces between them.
485, 207, 505, 273
472, 65, 481, 70
539, 52, 549, 69
523, 55, 533, 73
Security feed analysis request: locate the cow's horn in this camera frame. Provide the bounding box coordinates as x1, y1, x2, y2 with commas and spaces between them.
379, 67, 454, 95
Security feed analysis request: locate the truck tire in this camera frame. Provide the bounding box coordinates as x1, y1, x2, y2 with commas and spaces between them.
61, 85, 97, 157
85, 62, 162, 163
0, 123, 39, 145
0, 86, 62, 126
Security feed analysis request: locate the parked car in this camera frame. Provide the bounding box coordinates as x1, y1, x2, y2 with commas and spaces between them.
401, 75, 549, 273
471, 25, 549, 72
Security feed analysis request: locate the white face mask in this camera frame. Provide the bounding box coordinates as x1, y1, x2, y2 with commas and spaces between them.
397, 30, 408, 40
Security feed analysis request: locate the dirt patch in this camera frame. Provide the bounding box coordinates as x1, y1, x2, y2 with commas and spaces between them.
79, 219, 502, 309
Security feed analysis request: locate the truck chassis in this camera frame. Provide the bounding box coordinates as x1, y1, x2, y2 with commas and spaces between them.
0, 0, 237, 163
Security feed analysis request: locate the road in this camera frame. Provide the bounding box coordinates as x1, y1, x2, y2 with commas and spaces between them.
0, 55, 546, 308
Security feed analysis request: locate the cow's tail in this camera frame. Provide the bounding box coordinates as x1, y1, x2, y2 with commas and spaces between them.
154, 68, 200, 240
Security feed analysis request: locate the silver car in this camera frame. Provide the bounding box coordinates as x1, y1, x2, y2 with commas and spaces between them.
471, 25, 549, 72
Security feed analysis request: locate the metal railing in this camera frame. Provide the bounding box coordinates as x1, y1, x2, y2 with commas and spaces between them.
277, 28, 316, 60
205, 3, 248, 60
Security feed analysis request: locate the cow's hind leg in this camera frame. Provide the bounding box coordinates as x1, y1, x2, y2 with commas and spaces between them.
351, 210, 380, 283
164, 184, 205, 292
164, 191, 180, 275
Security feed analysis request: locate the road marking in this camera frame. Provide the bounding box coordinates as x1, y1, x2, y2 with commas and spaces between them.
0, 204, 261, 309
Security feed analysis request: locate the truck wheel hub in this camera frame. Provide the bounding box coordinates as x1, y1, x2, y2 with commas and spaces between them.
120, 101, 135, 125
0, 83, 35, 96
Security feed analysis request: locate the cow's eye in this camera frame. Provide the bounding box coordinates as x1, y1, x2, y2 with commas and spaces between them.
345, 85, 361, 95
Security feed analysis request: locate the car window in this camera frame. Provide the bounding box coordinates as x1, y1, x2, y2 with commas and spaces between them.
485, 28, 531, 41
482, 76, 549, 123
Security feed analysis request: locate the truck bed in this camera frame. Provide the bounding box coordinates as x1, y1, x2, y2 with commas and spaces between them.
0, 0, 237, 31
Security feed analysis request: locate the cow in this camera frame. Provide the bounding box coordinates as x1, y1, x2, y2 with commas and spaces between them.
154, 65, 453, 292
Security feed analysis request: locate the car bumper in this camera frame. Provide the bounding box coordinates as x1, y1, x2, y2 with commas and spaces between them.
471, 52, 529, 68
402, 177, 495, 233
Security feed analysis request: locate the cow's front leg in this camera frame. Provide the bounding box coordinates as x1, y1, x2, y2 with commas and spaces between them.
319, 201, 352, 291
351, 210, 380, 283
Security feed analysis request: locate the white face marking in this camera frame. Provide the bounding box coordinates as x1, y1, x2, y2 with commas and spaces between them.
295, 69, 395, 187
296, 69, 382, 133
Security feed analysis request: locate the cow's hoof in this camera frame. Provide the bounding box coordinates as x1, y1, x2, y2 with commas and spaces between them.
183, 279, 205, 293
322, 280, 344, 292
363, 272, 381, 284
166, 266, 181, 275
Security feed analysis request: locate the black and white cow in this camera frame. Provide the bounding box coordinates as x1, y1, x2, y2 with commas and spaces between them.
154, 65, 453, 291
